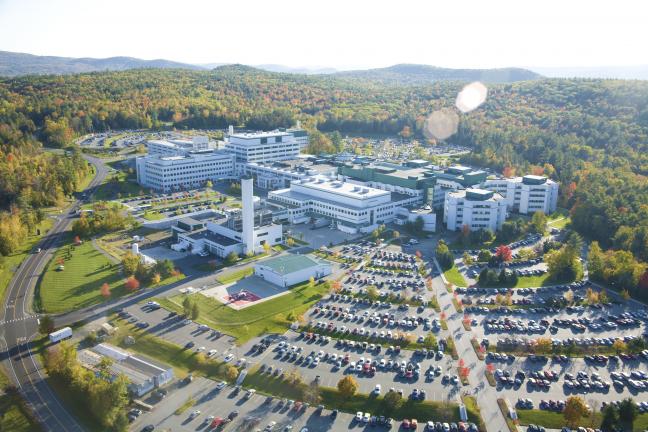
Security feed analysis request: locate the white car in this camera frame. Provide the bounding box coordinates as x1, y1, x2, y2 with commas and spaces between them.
207, 349, 218, 357
224, 354, 234, 362
215, 381, 226, 390
189, 410, 201, 419
356, 412, 363, 421
374, 384, 381, 394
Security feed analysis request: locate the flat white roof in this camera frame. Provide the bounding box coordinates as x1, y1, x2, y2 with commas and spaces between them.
229, 130, 292, 139
297, 176, 389, 199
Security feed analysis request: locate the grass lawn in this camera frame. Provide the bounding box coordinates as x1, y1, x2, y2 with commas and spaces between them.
0, 218, 54, 301
479, 265, 582, 289
215, 267, 254, 284
93, 169, 143, 201
141, 210, 165, 221
75, 168, 96, 193
0, 371, 41, 432
37, 238, 127, 313
444, 266, 467, 287
155, 280, 331, 343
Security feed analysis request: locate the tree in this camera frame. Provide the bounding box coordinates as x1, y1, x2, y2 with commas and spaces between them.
423, 333, 438, 350
205, 180, 213, 189
600, 404, 619, 432
73, 235, 82, 246
546, 245, 580, 281
263, 242, 271, 254
182, 297, 193, 317
39, 315, 55, 334
225, 365, 238, 381
124, 276, 140, 292
462, 252, 474, 266
530, 211, 547, 234
286, 237, 295, 247
477, 249, 492, 262
100, 282, 111, 298
121, 252, 140, 276
383, 390, 402, 411
224, 251, 238, 265
392, 230, 400, 240
308, 276, 315, 288
191, 302, 200, 320
618, 398, 638, 430
435, 240, 454, 270
613, 339, 627, 354
563, 396, 589, 428
337, 376, 358, 399
495, 245, 513, 263
151, 273, 161, 285
366, 285, 379, 301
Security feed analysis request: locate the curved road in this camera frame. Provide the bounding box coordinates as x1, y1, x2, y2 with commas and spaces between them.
0, 155, 108, 432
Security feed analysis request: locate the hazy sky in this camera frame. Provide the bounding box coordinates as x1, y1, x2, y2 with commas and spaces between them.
0, 0, 645, 70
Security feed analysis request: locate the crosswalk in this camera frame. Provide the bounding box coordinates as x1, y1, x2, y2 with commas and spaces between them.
0, 315, 39, 326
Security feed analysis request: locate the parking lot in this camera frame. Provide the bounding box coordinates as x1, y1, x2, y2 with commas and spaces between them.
118, 303, 242, 363
259, 330, 459, 401
131, 376, 360, 432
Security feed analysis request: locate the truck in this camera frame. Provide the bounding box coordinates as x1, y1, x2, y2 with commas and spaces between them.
48, 327, 72, 343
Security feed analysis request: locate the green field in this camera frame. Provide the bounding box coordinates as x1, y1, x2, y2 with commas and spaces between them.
444, 266, 468, 287
155, 280, 331, 343
141, 210, 165, 221
215, 267, 254, 284
0, 218, 54, 302
37, 238, 127, 313
0, 371, 41, 432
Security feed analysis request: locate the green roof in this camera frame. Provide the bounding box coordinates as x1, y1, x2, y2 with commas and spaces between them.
257, 254, 324, 275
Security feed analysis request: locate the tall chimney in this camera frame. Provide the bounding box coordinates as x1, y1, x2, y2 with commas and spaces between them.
228, 125, 234, 135
241, 176, 255, 254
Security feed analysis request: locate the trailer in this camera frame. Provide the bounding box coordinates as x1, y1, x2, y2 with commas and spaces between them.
49, 327, 72, 343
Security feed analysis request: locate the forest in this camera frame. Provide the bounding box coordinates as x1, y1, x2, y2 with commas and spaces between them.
0, 65, 646, 290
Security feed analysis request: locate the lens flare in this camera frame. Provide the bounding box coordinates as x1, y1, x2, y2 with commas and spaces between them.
423, 108, 459, 141
455, 82, 488, 113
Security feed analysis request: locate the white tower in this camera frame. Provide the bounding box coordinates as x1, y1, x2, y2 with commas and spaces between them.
228, 125, 234, 135
241, 176, 255, 255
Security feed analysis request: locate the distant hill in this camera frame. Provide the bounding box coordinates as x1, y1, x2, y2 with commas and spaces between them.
530, 65, 648, 80
0, 50, 203, 76
333, 64, 542, 84
255, 64, 338, 75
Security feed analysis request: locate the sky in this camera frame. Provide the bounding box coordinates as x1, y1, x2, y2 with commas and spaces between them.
0, 0, 646, 70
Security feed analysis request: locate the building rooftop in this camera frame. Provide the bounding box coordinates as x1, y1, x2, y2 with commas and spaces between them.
450, 188, 504, 202
256, 254, 324, 275
297, 176, 389, 200
188, 229, 241, 246
228, 130, 292, 140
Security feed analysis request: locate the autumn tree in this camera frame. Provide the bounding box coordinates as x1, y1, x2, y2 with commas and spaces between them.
384, 390, 402, 411
121, 252, 140, 276
495, 245, 513, 263
100, 282, 111, 298
530, 211, 547, 234
38, 315, 55, 334
337, 376, 358, 399
563, 396, 589, 428
124, 276, 140, 292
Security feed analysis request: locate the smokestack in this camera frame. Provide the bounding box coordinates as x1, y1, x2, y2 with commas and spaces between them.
241, 176, 255, 255
132, 243, 139, 255
228, 125, 234, 135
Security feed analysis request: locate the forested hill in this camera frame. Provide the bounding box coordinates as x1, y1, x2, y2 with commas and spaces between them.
333, 64, 542, 84
0, 50, 202, 76
0, 67, 647, 286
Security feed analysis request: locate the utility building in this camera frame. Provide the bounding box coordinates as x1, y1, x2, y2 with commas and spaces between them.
254, 254, 331, 287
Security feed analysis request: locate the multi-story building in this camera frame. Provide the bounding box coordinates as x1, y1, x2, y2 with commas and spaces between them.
146, 136, 211, 156
482, 175, 559, 215
224, 129, 302, 164
444, 188, 507, 232
268, 176, 420, 234
242, 158, 337, 190
135, 150, 235, 192
431, 165, 488, 209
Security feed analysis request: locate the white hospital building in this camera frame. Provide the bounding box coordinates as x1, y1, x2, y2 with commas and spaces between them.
224, 128, 304, 164
268, 176, 420, 234
135, 150, 236, 192
482, 175, 559, 215
444, 188, 508, 232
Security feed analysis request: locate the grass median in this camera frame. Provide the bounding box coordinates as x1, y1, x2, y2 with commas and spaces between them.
443, 267, 467, 287
0, 371, 42, 432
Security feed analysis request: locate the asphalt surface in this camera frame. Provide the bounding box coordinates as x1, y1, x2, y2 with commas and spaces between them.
0, 155, 108, 431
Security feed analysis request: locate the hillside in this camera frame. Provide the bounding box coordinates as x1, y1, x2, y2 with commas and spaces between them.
0, 50, 202, 76
333, 63, 542, 84
0, 67, 646, 273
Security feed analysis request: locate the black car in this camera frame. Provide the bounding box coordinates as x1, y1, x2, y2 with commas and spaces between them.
185, 341, 195, 349
141, 426, 154, 432
228, 411, 239, 420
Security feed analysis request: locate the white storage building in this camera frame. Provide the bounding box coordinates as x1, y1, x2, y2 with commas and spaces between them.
444, 188, 508, 232
254, 254, 332, 288
481, 175, 559, 215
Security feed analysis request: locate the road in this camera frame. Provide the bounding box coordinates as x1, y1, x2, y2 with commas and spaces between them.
0, 155, 108, 432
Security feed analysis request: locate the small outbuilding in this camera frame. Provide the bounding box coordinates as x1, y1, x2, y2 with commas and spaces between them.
254, 255, 331, 288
